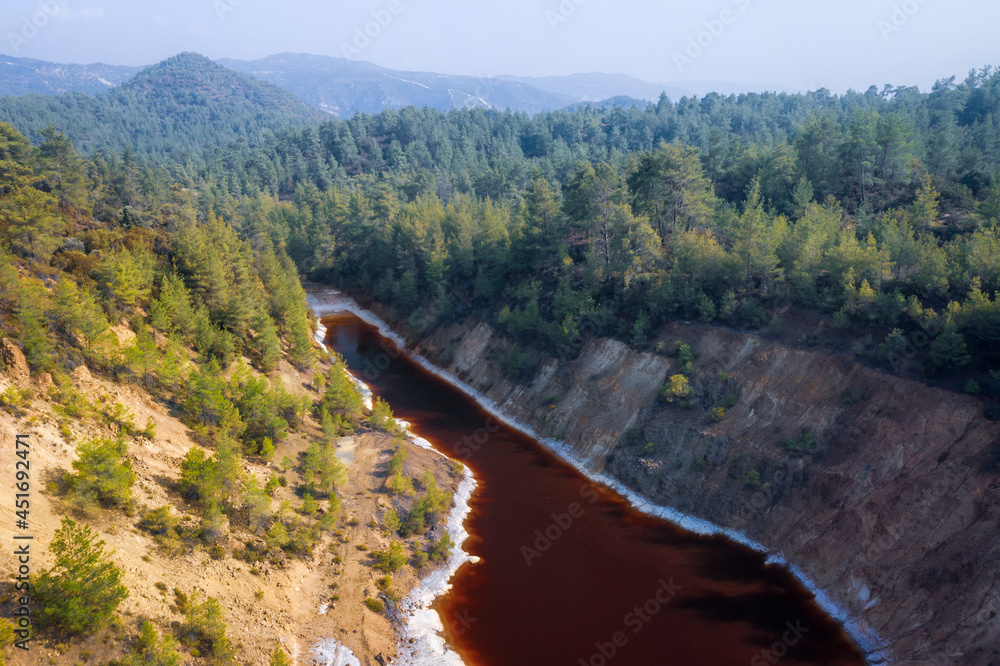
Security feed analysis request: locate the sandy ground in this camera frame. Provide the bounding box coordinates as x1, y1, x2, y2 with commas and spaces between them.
0, 342, 460, 666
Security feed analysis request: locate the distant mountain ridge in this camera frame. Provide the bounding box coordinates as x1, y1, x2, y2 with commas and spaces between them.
0, 52, 323, 156
0, 52, 784, 119
0, 55, 140, 95
217, 53, 579, 117
499, 72, 789, 103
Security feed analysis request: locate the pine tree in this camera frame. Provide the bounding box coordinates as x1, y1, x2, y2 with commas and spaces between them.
732, 178, 782, 294
627, 142, 714, 238
150, 273, 197, 342
130, 620, 182, 666
214, 438, 243, 504
179, 447, 219, 502
66, 437, 136, 509
243, 477, 271, 534
251, 309, 282, 372
909, 174, 940, 231
930, 318, 972, 371
180, 591, 234, 662
35, 518, 129, 634
0, 186, 66, 262
126, 328, 160, 388
14, 276, 53, 371
37, 126, 87, 208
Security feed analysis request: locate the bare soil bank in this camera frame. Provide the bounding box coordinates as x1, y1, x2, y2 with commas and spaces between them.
413, 318, 1000, 665
0, 340, 459, 666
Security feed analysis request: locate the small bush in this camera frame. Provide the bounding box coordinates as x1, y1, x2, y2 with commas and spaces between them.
745, 470, 761, 488
965, 379, 982, 395
429, 533, 453, 563
259, 437, 276, 461
300, 493, 318, 518
364, 598, 385, 613
140, 417, 157, 440
373, 541, 408, 573
386, 472, 415, 496
0, 386, 31, 413
383, 508, 401, 536
271, 648, 294, 666
386, 443, 408, 477
104, 401, 137, 436
660, 375, 691, 403
505, 344, 537, 381
178, 591, 234, 661
64, 437, 136, 510
368, 397, 400, 434
675, 340, 693, 362
137, 506, 178, 538
125, 620, 182, 665
709, 406, 726, 422
840, 388, 863, 405
784, 433, 820, 457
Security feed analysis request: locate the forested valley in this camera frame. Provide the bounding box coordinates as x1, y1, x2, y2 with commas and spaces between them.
5, 57, 1000, 403
5, 60, 1000, 395
2, 50, 1000, 663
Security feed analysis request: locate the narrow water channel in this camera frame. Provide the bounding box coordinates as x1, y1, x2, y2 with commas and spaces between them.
322, 314, 866, 666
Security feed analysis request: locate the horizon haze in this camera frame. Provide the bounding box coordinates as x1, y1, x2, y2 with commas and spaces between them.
1, 0, 997, 94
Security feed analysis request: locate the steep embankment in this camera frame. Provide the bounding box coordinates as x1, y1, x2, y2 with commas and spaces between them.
413, 318, 1000, 665
0, 334, 460, 666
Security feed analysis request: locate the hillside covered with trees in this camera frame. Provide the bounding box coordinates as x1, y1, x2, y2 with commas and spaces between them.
4, 56, 1000, 390
2, 50, 1000, 662
0, 115, 465, 663
0, 53, 324, 163
194, 67, 1000, 393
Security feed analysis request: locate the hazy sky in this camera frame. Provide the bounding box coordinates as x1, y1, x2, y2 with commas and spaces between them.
2, 0, 997, 92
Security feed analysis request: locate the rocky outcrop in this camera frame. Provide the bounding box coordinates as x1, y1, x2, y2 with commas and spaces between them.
0, 337, 30, 384
416, 319, 1000, 665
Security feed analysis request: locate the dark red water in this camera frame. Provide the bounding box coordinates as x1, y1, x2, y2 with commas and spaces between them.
323, 315, 866, 666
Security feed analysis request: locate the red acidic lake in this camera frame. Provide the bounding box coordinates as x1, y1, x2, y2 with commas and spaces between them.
323, 314, 866, 666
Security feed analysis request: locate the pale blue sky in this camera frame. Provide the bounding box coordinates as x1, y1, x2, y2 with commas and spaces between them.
2, 0, 997, 92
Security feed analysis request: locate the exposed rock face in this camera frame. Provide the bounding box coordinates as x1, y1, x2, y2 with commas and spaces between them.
0, 338, 30, 384
416, 320, 1000, 665
71, 364, 92, 383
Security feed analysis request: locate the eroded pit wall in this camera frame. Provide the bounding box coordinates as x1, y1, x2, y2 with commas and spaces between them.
309, 287, 1000, 665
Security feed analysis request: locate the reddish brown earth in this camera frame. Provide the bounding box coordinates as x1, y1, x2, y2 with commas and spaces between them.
414, 318, 1000, 665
